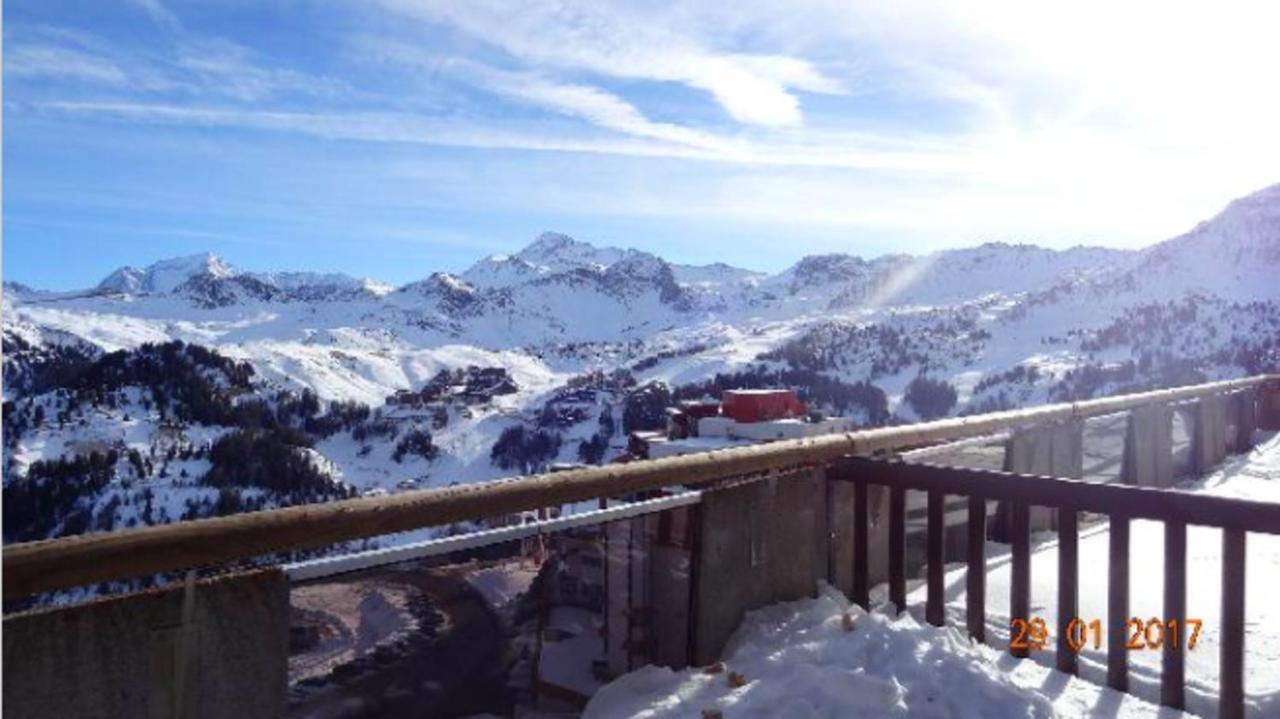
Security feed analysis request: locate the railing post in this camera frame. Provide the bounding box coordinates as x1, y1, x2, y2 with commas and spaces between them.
966, 495, 986, 643
1107, 515, 1131, 692
1161, 522, 1187, 709
1009, 502, 1031, 658
889, 485, 906, 613
1220, 529, 1247, 719
1057, 509, 1079, 675
853, 478, 870, 611
926, 490, 945, 627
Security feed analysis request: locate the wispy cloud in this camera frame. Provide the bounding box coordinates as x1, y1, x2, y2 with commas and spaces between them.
5, 12, 348, 103
123, 0, 183, 32
7, 0, 1280, 281
377, 0, 845, 127
6, 45, 132, 86
32, 99, 975, 177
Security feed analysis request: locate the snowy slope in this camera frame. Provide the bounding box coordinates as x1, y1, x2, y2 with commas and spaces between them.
3, 182, 1278, 550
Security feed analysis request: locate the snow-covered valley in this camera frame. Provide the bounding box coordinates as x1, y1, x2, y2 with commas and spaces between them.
3, 184, 1278, 561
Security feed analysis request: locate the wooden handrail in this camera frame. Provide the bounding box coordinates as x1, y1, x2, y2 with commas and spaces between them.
3, 374, 1276, 598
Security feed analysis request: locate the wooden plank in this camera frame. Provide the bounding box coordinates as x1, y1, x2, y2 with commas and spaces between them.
1220, 529, 1246, 719
832, 457, 1280, 535
1010, 502, 1031, 658
1108, 516, 1130, 692
1057, 509, 1079, 675
853, 479, 870, 610
926, 490, 945, 627
1161, 521, 1186, 709
7, 375, 1275, 598
966, 495, 986, 643
889, 485, 906, 613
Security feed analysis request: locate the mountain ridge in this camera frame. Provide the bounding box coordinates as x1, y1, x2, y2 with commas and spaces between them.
4, 183, 1277, 557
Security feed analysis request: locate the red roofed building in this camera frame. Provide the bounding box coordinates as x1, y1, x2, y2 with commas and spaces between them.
721, 389, 808, 423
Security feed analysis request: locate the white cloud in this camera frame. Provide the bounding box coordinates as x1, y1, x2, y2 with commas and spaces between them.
124, 0, 182, 32
6, 45, 131, 86
10, 0, 1280, 254
377, 0, 844, 127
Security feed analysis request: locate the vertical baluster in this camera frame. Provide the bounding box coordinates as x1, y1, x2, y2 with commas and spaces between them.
1010, 502, 1031, 658
1108, 515, 1130, 692
853, 478, 869, 610
966, 495, 986, 642
1220, 529, 1246, 719
1161, 521, 1186, 709
1057, 508, 1079, 675
889, 485, 906, 613
926, 490, 945, 627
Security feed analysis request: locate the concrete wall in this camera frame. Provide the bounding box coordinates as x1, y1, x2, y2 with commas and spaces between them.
691, 471, 825, 665
1001, 419, 1083, 532
827, 480, 890, 597
605, 511, 694, 675
3, 568, 288, 719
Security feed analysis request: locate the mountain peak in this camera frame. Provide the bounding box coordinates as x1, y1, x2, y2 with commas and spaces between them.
1140, 182, 1280, 282
96, 252, 237, 295
515, 232, 626, 272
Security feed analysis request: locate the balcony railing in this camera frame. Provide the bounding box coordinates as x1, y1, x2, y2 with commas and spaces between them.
2, 373, 1278, 719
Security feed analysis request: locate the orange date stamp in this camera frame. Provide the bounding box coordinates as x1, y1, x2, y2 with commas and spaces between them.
1011, 617, 1203, 653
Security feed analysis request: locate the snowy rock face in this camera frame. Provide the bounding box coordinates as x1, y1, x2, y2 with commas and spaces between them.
97, 253, 236, 295
3, 183, 1278, 551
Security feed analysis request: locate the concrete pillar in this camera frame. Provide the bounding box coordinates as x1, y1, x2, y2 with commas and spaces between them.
1192, 393, 1229, 476
1233, 388, 1258, 453
691, 470, 825, 665
1256, 385, 1280, 431
1002, 419, 1084, 531
1122, 403, 1174, 487
2, 569, 288, 719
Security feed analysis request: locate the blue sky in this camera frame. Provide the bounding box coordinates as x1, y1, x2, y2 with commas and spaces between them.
6, 0, 1280, 290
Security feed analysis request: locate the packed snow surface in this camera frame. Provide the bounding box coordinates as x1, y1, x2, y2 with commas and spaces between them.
585, 583, 1181, 718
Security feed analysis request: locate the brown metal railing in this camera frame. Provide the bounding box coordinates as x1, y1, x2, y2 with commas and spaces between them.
830, 455, 1280, 718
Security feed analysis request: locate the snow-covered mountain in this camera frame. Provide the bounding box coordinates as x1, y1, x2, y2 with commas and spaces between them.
92, 252, 388, 307
4, 183, 1278, 554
